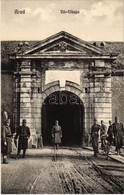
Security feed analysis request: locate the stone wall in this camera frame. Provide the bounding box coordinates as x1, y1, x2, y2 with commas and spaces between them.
1, 71, 124, 136
1, 74, 14, 131
112, 76, 124, 124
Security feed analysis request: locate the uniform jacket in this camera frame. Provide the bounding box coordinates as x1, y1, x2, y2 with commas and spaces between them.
15, 126, 30, 150
100, 124, 107, 136
15, 126, 30, 139
91, 124, 101, 138
2, 125, 12, 142
112, 122, 123, 137
52, 125, 62, 144
106, 125, 113, 143
1, 125, 12, 154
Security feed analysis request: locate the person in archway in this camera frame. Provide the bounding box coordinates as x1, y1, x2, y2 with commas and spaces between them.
91, 118, 101, 157
14, 119, 30, 158
112, 116, 124, 155
52, 120, 62, 150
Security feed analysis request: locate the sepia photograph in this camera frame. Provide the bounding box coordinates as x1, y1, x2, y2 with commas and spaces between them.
1, 0, 124, 194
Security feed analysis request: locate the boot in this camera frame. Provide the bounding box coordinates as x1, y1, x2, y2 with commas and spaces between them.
16, 150, 21, 159
56, 144, 59, 150
22, 150, 26, 158
16, 155, 20, 159
3, 156, 8, 164
117, 149, 120, 155
94, 150, 98, 157
94, 153, 98, 157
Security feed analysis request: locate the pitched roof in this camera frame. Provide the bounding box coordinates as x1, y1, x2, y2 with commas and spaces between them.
23, 31, 108, 56
1, 31, 124, 69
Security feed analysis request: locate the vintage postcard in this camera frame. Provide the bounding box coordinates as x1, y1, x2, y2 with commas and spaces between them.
1, 0, 124, 194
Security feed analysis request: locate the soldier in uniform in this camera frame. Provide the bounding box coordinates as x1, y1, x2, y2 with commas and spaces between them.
106, 120, 114, 144
1, 119, 12, 164
100, 120, 107, 150
91, 118, 101, 157
52, 120, 62, 150
112, 116, 124, 155
14, 119, 30, 158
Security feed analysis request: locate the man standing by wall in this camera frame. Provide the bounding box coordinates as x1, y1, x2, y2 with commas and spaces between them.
1, 119, 12, 164
14, 119, 30, 158
112, 117, 124, 155
100, 120, 107, 150
106, 120, 114, 144
91, 119, 101, 157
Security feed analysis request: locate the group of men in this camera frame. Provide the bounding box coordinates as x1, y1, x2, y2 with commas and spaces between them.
1, 119, 62, 164
91, 117, 124, 157
1, 119, 30, 164
1, 116, 124, 164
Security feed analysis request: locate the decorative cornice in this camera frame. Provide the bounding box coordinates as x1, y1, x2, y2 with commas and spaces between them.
10, 54, 117, 60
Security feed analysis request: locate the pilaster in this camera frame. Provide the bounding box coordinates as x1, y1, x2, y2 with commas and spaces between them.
19, 60, 32, 128
13, 61, 21, 129
93, 60, 112, 126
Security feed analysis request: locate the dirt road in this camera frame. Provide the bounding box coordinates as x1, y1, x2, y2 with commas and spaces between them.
1, 148, 124, 194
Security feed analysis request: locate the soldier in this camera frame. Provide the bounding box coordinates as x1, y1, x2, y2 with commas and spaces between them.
112, 117, 124, 155
100, 120, 107, 150
91, 118, 101, 157
1, 119, 12, 164
104, 120, 114, 159
52, 120, 62, 150
14, 119, 30, 158
106, 120, 114, 144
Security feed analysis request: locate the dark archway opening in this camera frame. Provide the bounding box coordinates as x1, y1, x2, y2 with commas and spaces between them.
42, 91, 84, 146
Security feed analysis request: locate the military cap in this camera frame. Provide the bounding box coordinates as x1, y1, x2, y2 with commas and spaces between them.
22, 119, 27, 123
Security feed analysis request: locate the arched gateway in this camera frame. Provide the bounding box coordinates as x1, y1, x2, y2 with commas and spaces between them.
9, 31, 117, 147
42, 90, 84, 146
